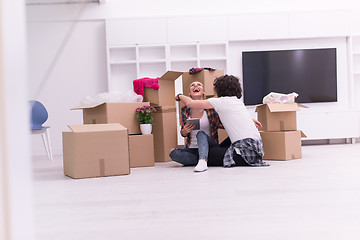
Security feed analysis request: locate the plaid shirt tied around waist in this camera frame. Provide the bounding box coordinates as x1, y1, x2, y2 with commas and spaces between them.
223, 138, 269, 167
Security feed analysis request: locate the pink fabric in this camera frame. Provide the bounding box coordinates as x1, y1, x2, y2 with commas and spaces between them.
133, 77, 160, 101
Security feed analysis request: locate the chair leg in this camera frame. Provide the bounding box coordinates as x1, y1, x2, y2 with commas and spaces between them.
41, 133, 51, 161
41, 129, 54, 162
46, 129, 54, 161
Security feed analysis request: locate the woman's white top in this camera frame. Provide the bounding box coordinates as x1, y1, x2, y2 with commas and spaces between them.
207, 96, 261, 143
189, 111, 211, 148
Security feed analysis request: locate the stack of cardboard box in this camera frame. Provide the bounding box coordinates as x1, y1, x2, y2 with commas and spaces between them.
256, 103, 307, 160
143, 71, 182, 162
63, 101, 155, 179
143, 69, 224, 162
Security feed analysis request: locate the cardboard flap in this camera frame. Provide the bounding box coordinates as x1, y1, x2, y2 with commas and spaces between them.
68, 123, 127, 132
266, 103, 300, 112
159, 71, 183, 81
300, 131, 307, 138
297, 103, 309, 108
71, 101, 106, 110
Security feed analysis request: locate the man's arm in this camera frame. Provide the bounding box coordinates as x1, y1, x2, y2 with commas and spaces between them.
176, 94, 214, 109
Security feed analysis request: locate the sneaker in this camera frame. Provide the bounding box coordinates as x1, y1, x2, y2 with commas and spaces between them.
194, 159, 208, 172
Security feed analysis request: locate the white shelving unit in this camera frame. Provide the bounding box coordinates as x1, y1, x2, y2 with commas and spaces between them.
349, 35, 360, 110
106, 42, 228, 92
105, 14, 359, 142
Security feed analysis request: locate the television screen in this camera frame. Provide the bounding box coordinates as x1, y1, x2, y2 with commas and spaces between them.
242, 48, 337, 105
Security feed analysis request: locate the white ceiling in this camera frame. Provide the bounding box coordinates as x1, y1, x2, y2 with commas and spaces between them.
25, 0, 104, 5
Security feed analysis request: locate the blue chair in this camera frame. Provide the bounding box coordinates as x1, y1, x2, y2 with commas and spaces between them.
30, 100, 54, 161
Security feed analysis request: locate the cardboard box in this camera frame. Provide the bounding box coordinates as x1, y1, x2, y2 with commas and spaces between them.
129, 134, 155, 167
62, 124, 130, 179
144, 71, 183, 106
152, 106, 177, 162
143, 70, 224, 106
218, 128, 229, 144
72, 102, 150, 134
260, 130, 307, 160
182, 69, 224, 97
256, 103, 306, 132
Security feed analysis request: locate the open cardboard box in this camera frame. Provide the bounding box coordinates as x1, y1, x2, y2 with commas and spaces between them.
129, 134, 155, 167
255, 103, 308, 132
72, 102, 150, 134
260, 130, 307, 160
144, 71, 183, 107
62, 123, 130, 179
182, 69, 224, 97
144, 70, 224, 107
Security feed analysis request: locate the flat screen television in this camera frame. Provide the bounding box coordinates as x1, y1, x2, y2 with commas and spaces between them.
242, 48, 337, 105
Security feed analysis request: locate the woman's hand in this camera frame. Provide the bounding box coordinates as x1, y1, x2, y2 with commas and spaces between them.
181, 123, 195, 137
252, 118, 262, 129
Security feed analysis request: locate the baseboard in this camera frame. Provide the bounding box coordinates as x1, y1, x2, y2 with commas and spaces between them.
302, 137, 360, 145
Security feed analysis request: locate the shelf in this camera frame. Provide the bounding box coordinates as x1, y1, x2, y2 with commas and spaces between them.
109, 64, 137, 92
138, 45, 166, 61
170, 61, 197, 72
199, 43, 227, 58
139, 62, 166, 78
170, 58, 198, 62
199, 57, 227, 61
106, 42, 228, 93
110, 60, 137, 65
139, 59, 166, 64
108, 47, 136, 62
169, 44, 197, 59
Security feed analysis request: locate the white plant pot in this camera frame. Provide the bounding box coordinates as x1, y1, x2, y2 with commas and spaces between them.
140, 124, 152, 135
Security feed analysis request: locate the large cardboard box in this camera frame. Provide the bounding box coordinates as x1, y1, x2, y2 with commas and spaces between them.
129, 134, 155, 167
256, 103, 306, 132
260, 130, 307, 160
152, 106, 177, 162
72, 102, 150, 134
182, 69, 224, 97
144, 71, 183, 106
62, 124, 130, 179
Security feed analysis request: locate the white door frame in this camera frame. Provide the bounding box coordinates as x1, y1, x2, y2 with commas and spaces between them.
0, 1, 34, 240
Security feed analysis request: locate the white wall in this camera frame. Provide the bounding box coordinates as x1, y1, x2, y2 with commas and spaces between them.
27, 20, 107, 155
26, 0, 360, 20
26, 1, 360, 155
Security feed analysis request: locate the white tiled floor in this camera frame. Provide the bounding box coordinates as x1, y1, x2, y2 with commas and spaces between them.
33, 143, 360, 240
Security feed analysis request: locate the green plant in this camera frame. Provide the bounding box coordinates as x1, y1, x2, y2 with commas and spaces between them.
136, 105, 157, 124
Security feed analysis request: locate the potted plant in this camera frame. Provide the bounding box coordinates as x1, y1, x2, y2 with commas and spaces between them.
136, 105, 157, 135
